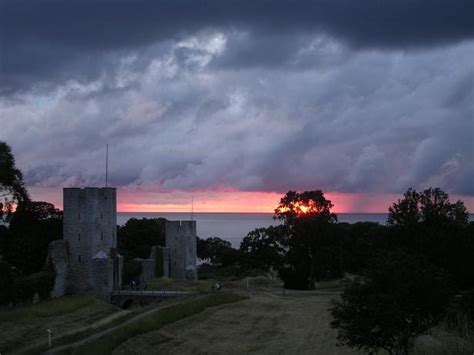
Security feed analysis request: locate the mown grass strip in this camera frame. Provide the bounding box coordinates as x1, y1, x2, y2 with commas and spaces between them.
0, 295, 96, 322
19, 310, 140, 355
71, 293, 247, 355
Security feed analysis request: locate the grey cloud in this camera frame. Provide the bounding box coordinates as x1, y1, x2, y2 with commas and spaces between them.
0, 18, 472, 198
1, 0, 474, 93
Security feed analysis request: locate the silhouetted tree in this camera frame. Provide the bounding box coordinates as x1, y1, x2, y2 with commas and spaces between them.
197, 236, 239, 267
387, 187, 472, 289
0, 142, 29, 221
2, 201, 62, 274
275, 190, 339, 289
388, 187, 468, 228
117, 217, 166, 260
330, 251, 452, 355
239, 225, 287, 272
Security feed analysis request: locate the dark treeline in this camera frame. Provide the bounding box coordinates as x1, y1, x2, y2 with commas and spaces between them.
200, 188, 473, 354
202, 189, 473, 292
0, 142, 60, 304
116, 217, 166, 284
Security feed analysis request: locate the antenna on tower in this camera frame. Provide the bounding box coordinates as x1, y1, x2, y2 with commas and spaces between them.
105, 144, 109, 187
191, 195, 194, 221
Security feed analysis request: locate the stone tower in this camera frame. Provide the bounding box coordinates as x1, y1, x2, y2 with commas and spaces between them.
63, 187, 122, 297
165, 221, 197, 280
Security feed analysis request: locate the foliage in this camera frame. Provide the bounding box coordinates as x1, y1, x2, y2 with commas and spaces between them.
122, 259, 143, 286
388, 187, 469, 228
276, 190, 339, 289
197, 263, 241, 280
197, 236, 239, 267
0, 142, 29, 221
1, 201, 62, 274
117, 217, 166, 260
334, 222, 388, 274
0, 260, 15, 304
330, 251, 453, 355
275, 189, 337, 225
387, 188, 473, 290
0, 263, 57, 305
72, 293, 247, 354
239, 225, 287, 272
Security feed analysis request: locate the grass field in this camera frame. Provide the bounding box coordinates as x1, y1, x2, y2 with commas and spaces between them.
1, 277, 471, 354
70, 293, 246, 354
113, 291, 358, 354
0, 294, 122, 353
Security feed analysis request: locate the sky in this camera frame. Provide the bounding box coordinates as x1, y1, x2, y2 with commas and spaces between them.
1, 0, 473, 213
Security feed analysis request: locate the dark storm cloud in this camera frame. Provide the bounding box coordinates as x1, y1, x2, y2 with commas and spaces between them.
3, 40, 471, 197
1, 0, 474, 93
0, 1, 473, 202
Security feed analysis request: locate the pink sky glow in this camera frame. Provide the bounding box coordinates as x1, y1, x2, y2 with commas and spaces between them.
28, 186, 474, 214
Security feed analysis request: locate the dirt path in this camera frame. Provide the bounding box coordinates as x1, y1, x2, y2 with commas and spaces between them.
113, 292, 359, 354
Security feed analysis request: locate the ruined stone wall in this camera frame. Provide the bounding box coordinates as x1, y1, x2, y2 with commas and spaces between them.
138, 246, 160, 284
162, 247, 170, 278
165, 221, 197, 280
90, 256, 114, 299
63, 187, 117, 295
47, 240, 68, 298
140, 259, 155, 284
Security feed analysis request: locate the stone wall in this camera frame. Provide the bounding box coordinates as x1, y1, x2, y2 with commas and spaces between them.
165, 221, 197, 280
138, 246, 160, 284
90, 255, 114, 299
63, 187, 118, 296
140, 259, 154, 284
47, 240, 68, 298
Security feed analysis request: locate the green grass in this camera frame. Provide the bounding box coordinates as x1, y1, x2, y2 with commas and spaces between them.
71, 293, 247, 355
0, 294, 96, 322
148, 277, 215, 292
21, 309, 141, 355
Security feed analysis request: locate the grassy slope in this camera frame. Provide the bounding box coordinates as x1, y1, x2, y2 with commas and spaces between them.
70, 293, 246, 355
0, 295, 121, 353
113, 284, 474, 355
114, 292, 358, 354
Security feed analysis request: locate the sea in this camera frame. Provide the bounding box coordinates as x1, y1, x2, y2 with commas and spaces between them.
119, 212, 466, 248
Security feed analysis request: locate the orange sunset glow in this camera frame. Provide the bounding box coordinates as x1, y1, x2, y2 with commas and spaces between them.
28, 187, 474, 214
116, 190, 409, 213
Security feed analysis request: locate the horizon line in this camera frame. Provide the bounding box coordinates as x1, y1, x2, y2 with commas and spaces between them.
116, 210, 391, 214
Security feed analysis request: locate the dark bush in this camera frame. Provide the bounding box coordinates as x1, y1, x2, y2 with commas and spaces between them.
13, 266, 55, 303
123, 259, 143, 286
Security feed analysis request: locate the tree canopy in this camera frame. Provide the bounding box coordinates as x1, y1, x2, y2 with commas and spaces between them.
2, 201, 62, 274
117, 217, 166, 260
197, 236, 239, 267
275, 190, 337, 225
387, 187, 468, 228
0, 142, 29, 220
330, 251, 452, 355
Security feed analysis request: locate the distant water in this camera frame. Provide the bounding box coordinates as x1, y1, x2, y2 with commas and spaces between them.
117, 212, 389, 248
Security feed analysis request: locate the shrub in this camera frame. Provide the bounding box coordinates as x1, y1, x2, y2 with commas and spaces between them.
13, 266, 55, 302
122, 259, 143, 286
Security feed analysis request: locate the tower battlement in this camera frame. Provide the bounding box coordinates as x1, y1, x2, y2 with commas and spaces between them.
63, 187, 120, 296
165, 220, 197, 280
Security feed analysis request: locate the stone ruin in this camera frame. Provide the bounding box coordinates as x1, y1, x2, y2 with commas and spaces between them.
48, 187, 123, 299
136, 221, 198, 284
48, 187, 197, 299
165, 221, 198, 280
